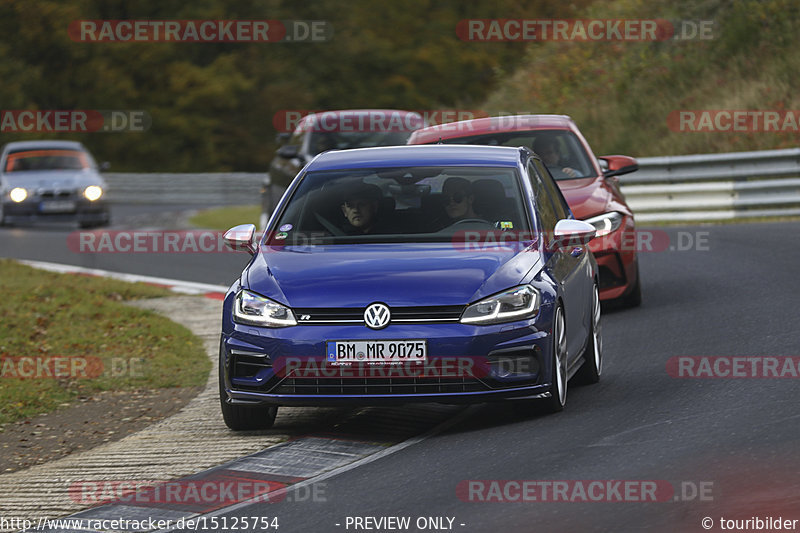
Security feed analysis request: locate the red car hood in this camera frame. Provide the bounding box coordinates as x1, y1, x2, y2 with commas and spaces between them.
557, 177, 611, 219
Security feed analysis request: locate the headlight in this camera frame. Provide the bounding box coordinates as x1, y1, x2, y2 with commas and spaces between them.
9, 188, 27, 202
583, 211, 624, 237
233, 290, 296, 327
461, 285, 540, 325
84, 185, 103, 201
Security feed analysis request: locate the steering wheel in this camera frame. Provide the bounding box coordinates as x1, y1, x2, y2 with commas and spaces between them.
314, 213, 345, 236
447, 218, 493, 227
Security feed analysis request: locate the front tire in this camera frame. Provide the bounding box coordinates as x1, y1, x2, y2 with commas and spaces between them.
575, 284, 603, 385
219, 341, 278, 430
541, 305, 568, 413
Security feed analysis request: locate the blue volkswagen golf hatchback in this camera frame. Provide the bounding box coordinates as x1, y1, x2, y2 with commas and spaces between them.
220, 145, 602, 430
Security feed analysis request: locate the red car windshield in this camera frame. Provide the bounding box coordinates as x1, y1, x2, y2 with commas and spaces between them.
432, 130, 596, 180
5, 149, 90, 172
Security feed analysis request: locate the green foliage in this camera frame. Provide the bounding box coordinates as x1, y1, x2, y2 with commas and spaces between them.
0, 0, 592, 171
189, 204, 260, 230
484, 0, 800, 157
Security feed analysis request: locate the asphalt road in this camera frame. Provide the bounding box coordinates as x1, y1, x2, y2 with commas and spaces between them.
0, 203, 251, 287
2, 210, 799, 532
188, 221, 800, 532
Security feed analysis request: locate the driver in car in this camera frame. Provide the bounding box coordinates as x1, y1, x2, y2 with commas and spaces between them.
340, 183, 386, 234
533, 137, 578, 179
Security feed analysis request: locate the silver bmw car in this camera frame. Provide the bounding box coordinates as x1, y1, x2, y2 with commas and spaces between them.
0, 140, 110, 228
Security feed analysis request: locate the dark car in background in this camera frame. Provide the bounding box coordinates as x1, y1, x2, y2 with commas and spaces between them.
260, 109, 424, 229
221, 145, 602, 430
408, 115, 641, 306
0, 140, 110, 228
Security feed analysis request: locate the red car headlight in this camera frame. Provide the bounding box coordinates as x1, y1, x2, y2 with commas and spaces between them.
583, 212, 624, 237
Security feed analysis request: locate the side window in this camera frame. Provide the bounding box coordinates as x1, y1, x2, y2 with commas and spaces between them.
527, 161, 558, 233
533, 159, 570, 220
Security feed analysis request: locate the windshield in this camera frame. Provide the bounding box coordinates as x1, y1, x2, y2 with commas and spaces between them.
4, 149, 90, 172
436, 130, 596, 180
268, 166, 533, 245
308, 130, 415, 156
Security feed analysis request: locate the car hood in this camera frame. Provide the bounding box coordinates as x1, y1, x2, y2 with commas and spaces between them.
245, 242, 540, 308
556, 177, 612, 219
0, 169, 105, 190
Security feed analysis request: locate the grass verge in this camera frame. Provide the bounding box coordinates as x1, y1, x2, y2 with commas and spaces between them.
0, 259, 211, 425
189, 205, 261, 231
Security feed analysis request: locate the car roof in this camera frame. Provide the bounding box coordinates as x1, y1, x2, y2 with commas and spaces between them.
305, 144, 527, 171
408, 114, 577, 145
2, 140, 86, 153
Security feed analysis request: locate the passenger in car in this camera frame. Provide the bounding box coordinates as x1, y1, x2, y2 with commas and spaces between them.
442, 177, 478, 222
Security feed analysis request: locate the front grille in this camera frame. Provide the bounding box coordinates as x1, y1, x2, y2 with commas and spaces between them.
293, 305, 464, 325
38, 190, 75, 199
270, 376, 488, 395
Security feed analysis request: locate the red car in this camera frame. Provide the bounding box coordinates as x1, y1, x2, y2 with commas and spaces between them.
408, 114, 641, 306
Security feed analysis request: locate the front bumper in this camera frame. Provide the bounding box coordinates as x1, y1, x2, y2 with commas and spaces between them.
221, 313, 556, 407
588, 216, 638, 301
2, 197, 109, 224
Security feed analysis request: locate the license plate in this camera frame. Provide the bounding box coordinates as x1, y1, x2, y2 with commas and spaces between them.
326, 340, 427, 364
39, 200, 76, 213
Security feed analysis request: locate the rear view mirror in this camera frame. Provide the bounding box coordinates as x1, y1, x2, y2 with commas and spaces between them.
598, 155, 638, 178
553, 219, 596, 249
223, 224, 257, 255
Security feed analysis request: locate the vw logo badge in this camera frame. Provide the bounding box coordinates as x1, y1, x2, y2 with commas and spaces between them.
364, 303, 391, 330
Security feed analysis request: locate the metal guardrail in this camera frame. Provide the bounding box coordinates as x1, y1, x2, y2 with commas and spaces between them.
622, 148, 800, 222
103, 148, 800, 224
104, 172, 267, 205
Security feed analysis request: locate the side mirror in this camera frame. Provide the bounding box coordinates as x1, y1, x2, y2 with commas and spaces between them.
223, 224, 257, 255
275, 132, 290, 145
100, 161, 111, 171
277, 144, 299, 159
598, 155, 638, 178
553, 219, 596, 249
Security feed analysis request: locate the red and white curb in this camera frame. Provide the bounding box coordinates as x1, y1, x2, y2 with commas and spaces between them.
18, 260, 229, 300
